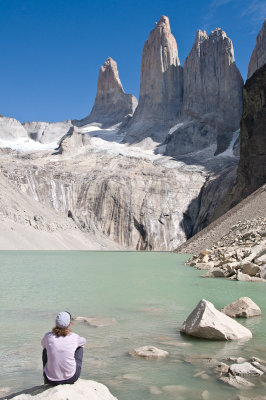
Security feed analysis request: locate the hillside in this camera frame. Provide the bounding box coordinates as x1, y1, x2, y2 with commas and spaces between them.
177, 184, 266, 254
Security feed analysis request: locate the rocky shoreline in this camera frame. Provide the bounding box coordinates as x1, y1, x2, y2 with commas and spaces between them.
185, 217, 266, 281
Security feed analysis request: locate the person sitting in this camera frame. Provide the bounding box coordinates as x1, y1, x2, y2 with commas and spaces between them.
41, 311, 86, 385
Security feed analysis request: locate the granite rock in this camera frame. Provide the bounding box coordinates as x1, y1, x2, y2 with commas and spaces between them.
229, 362, 264, 376
0, 116, 29, 142
166, 28, 243, 156
122, 16, 183, 145
130, 345, 168, 359
221, 297, 262, 318
78, 57, 137, 128
248, 20, 266, 79
4, 379, 118, 400
181, 299, 253, 340
23, 120, 73, 144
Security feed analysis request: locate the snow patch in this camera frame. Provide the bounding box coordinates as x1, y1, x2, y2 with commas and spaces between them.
168, 123, 184, 135
0, 137, 58, 152
218, 130, 239, 157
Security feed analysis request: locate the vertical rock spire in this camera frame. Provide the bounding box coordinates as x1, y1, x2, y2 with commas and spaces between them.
79, 57, 137, 127
248, 20, 266, 79
182, 28, 243, 124
165, 28, 244, 156
122, 16, 183, 145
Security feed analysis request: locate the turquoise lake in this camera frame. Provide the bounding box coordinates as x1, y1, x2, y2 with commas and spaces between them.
0, 251, 266, 399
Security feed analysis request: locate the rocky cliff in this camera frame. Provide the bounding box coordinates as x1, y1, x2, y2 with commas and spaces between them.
248, 20, 266, 79
0, 115, 28, 141
0, 169, 120, 250
165, 28, 243, 156
76, 57, 137, 128
23, 120, 73, 144
0, 141, 209, 250
122, 16, 183, 145
213, 62, 266, 219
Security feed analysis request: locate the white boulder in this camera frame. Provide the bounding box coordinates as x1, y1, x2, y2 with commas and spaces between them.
130, 345, 168, 359
219, 375, 255, 388
221, 297, 262, 318
6, 379, 118, 400
230, 362, 264, 376
181, 299, 253, 340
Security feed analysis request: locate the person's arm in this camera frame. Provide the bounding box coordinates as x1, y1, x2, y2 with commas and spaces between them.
77, 335, 86, 347
41, 334, 47, 348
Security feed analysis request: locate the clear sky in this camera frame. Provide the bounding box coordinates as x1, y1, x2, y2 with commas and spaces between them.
0, 0, 265, 122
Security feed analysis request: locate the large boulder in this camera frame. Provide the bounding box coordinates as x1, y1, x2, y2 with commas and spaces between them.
229, 362, 264, 376
5, 379, 118, 399
130, 345, 168, 359
181, 299, 253, 340
221, 297, 262, 318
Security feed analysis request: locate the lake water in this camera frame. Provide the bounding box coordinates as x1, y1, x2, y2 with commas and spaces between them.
0, 251, 266, 400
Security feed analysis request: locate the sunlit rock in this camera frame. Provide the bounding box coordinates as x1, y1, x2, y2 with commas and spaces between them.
181, 299, 253, 340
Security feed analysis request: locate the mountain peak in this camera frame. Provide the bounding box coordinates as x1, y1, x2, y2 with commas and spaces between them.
98, 57, 124, 94
248, 19, 266, 79
78, 58, 137, 127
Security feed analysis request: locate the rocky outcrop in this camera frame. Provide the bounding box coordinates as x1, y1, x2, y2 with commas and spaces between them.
165, 28, 243, 156
23, 120, 73, 144
122, 16, 183, 145
0, 115, 28, 141
77, 57, 137, 128
248, 20, 266, 79
130, 346, 168, 359
177, 183, 266, 254
0, 170, 120, 250
56, 126, 89, 154
181, 299, 253, 340
184, 354, 266, 391
185, 218, 266, 281
221, 297, 262, 318
5, 379, 118, 400
215, 63, 266, 217
229, 362, 263, 376
0, 146, 206, 250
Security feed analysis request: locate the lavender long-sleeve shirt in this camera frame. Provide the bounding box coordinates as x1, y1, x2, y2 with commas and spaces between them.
42, 331, 86, 381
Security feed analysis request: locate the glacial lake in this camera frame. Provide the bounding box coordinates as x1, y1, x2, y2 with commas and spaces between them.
0, 251, 266, 400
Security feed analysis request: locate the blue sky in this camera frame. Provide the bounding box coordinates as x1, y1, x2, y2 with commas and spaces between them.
0, 0, 265, 122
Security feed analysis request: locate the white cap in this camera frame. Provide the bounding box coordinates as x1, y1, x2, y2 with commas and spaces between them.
55, 311, 71, 328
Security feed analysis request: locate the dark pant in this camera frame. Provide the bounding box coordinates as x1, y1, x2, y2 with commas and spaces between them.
42, 347, 83, 385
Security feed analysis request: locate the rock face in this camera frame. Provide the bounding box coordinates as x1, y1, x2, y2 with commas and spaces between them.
181, 299, 253, 340
57, 126, 89, 154
214, 63, 266, 218
0, 116, 28, 141
232, 64, 266, 201
221, 297, 262, 318
166, 28, 243, 156
1, 147, 206, 250
0, 170, 121, 250
77, 57, 137, 128
6, 379, 118, 400
122, 16, 183, 145
248, 20, 266, 79
23, 121, 73, 144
